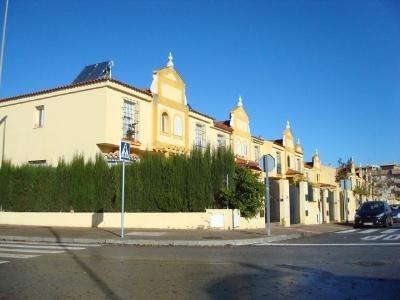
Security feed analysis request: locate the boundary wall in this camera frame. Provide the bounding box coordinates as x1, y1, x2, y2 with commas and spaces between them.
0, 209, 265, 230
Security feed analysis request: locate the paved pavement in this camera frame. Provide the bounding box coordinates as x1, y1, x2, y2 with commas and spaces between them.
0, 226, 399, 299
255, 224, 400, 246
0, 222, 346, 246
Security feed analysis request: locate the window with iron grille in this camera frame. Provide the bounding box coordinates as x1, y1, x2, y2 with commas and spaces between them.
217, 134, 226, 148
195, 123, 206, 149
277, 152, 282, 174
254, 145, 260, 162
123, 100, 139, 140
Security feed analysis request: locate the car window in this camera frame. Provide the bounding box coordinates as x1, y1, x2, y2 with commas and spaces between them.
360, 202, 384, 211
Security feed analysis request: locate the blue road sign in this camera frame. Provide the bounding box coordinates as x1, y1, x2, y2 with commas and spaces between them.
340, 179, 352, 191
259, 154, 275, 173
119, 141, 131, 161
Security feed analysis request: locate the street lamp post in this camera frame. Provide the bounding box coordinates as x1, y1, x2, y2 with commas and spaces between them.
0, 0, 9, 90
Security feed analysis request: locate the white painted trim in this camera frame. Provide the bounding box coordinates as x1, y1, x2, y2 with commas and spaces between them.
0, 248, 64, 254
0, 253, 38, 259
0, 241, 100, 247
255, 243, 400, 246
0, 244, 85, 250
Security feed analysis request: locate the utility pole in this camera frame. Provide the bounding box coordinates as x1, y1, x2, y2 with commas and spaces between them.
0, 0, 9, 89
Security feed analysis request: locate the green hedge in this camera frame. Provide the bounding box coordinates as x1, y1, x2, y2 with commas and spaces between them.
0, 147, 235, 213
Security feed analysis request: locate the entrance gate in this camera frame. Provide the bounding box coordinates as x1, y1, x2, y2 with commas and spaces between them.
328, 191, 335, 221
269, 180, 280, 223
289, 184, 300, 224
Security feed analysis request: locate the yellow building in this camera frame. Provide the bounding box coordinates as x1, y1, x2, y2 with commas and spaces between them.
0, 55, 232, 165
0, 54, 361, 226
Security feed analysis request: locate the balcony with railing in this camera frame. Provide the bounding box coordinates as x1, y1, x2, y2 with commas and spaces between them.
122, 123, 141, 147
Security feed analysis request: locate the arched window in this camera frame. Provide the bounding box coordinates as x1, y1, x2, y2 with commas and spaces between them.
287, 155, 291, 168
173, 116, 182, 136
161, 113, 169, 133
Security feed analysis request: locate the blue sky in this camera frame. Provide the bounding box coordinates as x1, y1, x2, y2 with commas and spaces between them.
1, 0, 399, 166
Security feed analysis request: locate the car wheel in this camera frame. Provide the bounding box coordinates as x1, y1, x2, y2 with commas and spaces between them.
384, 219, 389, 228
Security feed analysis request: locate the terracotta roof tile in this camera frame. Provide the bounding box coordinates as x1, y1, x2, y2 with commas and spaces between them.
304, 162, 314, 168
214, 121, 233, 132
104, 150, 140, 162
188, 106, 215, 120
286, 168, 302, 176
235, 157, 261, 171
320, 183, 336, 188
271, 139, 283, 147
0, 78, 152, 103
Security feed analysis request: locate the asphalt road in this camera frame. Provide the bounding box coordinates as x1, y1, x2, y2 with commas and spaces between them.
1, 225, 399, 299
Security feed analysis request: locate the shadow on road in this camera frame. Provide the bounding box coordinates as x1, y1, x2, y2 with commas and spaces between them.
207, 262, 400, 299
47, 227, 121, 300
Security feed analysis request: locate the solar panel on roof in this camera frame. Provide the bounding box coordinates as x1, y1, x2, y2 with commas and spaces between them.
72, 61, 113, 84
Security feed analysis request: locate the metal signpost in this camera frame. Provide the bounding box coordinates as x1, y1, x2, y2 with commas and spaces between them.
260, 154, 275, 236
119, 141, 131, 238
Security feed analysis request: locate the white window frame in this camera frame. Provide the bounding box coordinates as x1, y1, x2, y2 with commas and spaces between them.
122, 99, 139, 141
195, 123, 206, 149
36, 105, 44, 128
173, 115, 183, 136
236, 140, 242, 155
217, 134, 226, 148
161, 113, 169, 133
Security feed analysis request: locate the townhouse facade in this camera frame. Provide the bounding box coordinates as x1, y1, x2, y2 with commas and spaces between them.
357, 163, 400, 204
0, 55, 368, 226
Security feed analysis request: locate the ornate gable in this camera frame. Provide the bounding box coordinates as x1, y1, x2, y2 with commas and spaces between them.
150, 53, 187, 106
230, 96, 251, 135
282, 121, 294, 149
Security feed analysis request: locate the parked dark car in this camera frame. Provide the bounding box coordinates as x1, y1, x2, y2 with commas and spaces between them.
354, 201, 393, 228
390, 205, 400, 223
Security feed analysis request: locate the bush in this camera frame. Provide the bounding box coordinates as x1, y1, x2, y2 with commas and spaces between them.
216, 165, 264, 218
0, 148, 241, 213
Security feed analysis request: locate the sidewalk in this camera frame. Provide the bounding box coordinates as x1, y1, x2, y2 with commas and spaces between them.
0, 223, 347, 247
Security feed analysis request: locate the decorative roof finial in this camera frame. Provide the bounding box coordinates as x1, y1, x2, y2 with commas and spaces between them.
297, 138, 300, 145
286, 120, 290, 129
237, 96, 243, 107
315, 149, 319, 156
167, 52, 174, 67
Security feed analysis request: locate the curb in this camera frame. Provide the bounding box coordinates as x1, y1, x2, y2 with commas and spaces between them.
0, 233, 303, 247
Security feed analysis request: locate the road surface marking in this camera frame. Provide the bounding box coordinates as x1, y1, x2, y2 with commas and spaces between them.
0, 248, 64, 254
381, 229, 399, 234
336, 229, 359, 234
0, 260, 9, 264
0, 253, 38, 259
0, 243, 85, 250
383, 234, 400, 241
358, 229, 379, 234
362, 234, 387, 241
0, 241, 100, 247
254, 243, 400, 246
